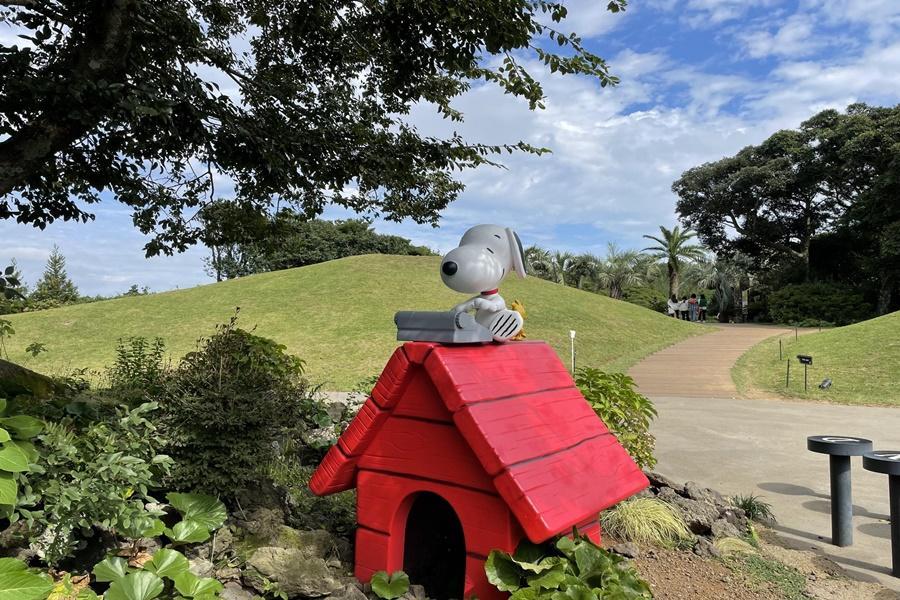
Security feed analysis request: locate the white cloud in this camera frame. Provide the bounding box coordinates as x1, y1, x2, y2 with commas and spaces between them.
738, 14, 826, 58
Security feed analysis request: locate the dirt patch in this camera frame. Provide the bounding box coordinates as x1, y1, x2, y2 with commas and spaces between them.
632, 546, 780, 599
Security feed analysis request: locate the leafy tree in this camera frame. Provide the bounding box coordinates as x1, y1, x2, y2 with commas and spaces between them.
673, 129, 836, 279
641, 225, 705, 297
595, 243, 643, 299
31, 244, 79, 303
1, 0, 628, 256
688, 254, 751, 322
0, 259, 27, 313
203, 212, 434, 280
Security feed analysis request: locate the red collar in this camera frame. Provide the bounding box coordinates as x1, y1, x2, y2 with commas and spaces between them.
481, 288, 499, 296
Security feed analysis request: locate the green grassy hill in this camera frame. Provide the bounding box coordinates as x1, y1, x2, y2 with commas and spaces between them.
733, 311, 900, 406
4, 255, 702, 389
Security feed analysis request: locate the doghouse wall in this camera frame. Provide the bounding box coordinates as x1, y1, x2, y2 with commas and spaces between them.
354, 470, 523, 600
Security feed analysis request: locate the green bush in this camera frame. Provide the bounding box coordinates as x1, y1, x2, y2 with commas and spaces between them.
158, 316, 330, 502
575, 368, 657, 469
601, 498, 691, 547
767, 283, 872, 326
25, 402, 172, 565
485, 533, 652, 599
622, 286, 667, 313
107, 336, 168, 401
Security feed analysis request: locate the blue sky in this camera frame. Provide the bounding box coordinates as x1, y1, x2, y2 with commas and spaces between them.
3, 0, 900, 295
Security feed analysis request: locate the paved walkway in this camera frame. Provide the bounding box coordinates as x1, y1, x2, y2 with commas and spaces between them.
629, 323, 795, 398
628, 324, 900, 591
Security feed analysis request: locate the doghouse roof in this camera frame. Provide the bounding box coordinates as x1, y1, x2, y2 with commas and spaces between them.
310, 341, 648, 542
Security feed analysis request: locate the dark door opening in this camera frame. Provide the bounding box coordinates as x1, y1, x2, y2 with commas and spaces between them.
403, 492, 466, 600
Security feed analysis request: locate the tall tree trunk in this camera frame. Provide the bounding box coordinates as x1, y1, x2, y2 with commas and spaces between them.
877, 274, 894, 315
668, 262, 678, 297
0, 358, 67, 399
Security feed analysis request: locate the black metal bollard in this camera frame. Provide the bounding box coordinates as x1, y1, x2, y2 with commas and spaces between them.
807, 435, 873, 547
862, 450, 900, 577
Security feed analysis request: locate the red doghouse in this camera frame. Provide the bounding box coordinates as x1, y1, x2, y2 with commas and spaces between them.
310, 341, 648, 600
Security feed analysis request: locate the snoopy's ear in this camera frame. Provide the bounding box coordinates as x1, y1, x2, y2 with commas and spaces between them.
506, 228, 527, 279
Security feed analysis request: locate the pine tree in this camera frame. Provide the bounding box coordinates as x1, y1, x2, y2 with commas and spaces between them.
32, 245, 79, 304
6, 258, 27, 297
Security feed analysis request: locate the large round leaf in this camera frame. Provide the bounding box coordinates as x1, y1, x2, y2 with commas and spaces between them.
0, 416, 43, 439
0, 428, 10, 443
0, 473, 17, 506
0, 570, 53, 600
173, 571, 224, 597
166, 493, 226, 530
0, 558, 26, 574
92, 556, 130, 584
143, 549, 189, 580
0, 442, 30, 472
165, 520, 210, 544
105, 571, 164, 600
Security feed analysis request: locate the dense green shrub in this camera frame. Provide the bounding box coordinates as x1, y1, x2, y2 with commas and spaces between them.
25, 402, 172, 565
107, 337, 168, 402
158, 316, 330, 502
575, 368, 657, 469
485, 533, 652, 599
767, 283, 873, 326
622, 286, 667, 313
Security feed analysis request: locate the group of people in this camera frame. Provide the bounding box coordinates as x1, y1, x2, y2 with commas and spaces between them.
667, 293, 708, 322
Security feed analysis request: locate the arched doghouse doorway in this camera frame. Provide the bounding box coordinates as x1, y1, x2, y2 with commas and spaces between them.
402, 492, 466, 600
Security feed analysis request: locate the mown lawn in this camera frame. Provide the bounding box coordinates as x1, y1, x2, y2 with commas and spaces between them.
733, 311, 900, 406
5, 254, 704, 389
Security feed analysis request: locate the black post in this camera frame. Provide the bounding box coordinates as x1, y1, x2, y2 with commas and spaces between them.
830, 455, 853, 546
891, 475, 899, 576
779, 339, 783, 361
786, 360, 791, 387
804, 364, 808, 392
795, 327, 798, 340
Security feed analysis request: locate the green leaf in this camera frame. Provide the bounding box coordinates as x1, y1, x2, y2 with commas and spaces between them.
524, 561, 566, 590
512, 540, 546, 565
166, 493, 226, 530
0, 569, 53, 600
484, 551, 523, 592
142, 518, 166, 538
165, 520, 210, 544
143, 549, 189, 580
0, 429, 10, 443
0, 416, 43, 439
370, 570, 410, 600
510, 588, 539, 600
93, 556, 130, 583
0, 558, 27, 574
172, 571, 224, 597
0, 473, 17, 505
0, 441, 30, 472
106, 571, 164, 600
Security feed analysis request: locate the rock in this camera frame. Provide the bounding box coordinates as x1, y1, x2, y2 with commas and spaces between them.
693, 537, 722, 559
275, 527, 337, 560
720, 508, 749, 532
189, 557, 216, 578
241, 507, 286, 540
325, 401, 348, 422
216, 565, 242, 582
684, 482, 725, 508
710, 519, 742, 540
643, 471, 685, 495
220, 582, 256, 600
246, 546, 341, 598
660, 493, 719, 535
610, 542, 641, 559
331, 583, 369, 600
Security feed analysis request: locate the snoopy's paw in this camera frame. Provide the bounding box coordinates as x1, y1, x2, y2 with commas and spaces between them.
487, 309, 524, 342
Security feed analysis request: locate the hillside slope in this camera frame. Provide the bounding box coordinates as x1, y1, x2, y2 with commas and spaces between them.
733, 311, 900, 406
5, 255, 702, 389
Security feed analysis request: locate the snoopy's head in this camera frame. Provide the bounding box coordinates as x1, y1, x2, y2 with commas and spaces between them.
440, 224, 526, 294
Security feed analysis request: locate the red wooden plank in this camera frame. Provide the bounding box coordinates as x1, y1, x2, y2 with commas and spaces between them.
391, 370, 454, 423
402, 341, 437, 365
358, 417, 494, 491
371, 347, 413, 409
337, 398, 390, 457
466, 554, 509, 600
453, 387, 607, 475
426, 342, 574, 411
356, 470, 521, 558
355, 526, 391, 581
309, 445, 358, 495
493, 434, 649, 541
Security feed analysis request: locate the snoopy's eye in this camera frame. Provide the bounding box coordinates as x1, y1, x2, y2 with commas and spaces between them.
493, 234, 502, 239
485, 247, 494, 254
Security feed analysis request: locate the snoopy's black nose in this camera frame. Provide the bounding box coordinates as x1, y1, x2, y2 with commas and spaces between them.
442, 261, 458, 276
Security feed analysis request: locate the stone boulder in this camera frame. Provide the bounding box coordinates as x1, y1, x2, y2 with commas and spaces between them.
245, 546, 342, 599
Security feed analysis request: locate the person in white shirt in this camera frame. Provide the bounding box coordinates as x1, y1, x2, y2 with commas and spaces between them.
667, 294, 678, 318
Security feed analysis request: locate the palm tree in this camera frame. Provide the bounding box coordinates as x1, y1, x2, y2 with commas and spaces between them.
686, 254, 750, 322
596, 243, 644, 299
642, 225, 705, 298
567, 253, 602, 290
523, 247, 575, 285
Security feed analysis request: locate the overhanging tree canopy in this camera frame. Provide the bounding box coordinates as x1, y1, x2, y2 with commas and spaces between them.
1, 0, 627, 256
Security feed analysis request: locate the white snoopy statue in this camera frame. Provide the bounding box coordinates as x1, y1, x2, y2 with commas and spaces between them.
395, 224, 527, 344
440, 224, 527, 342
